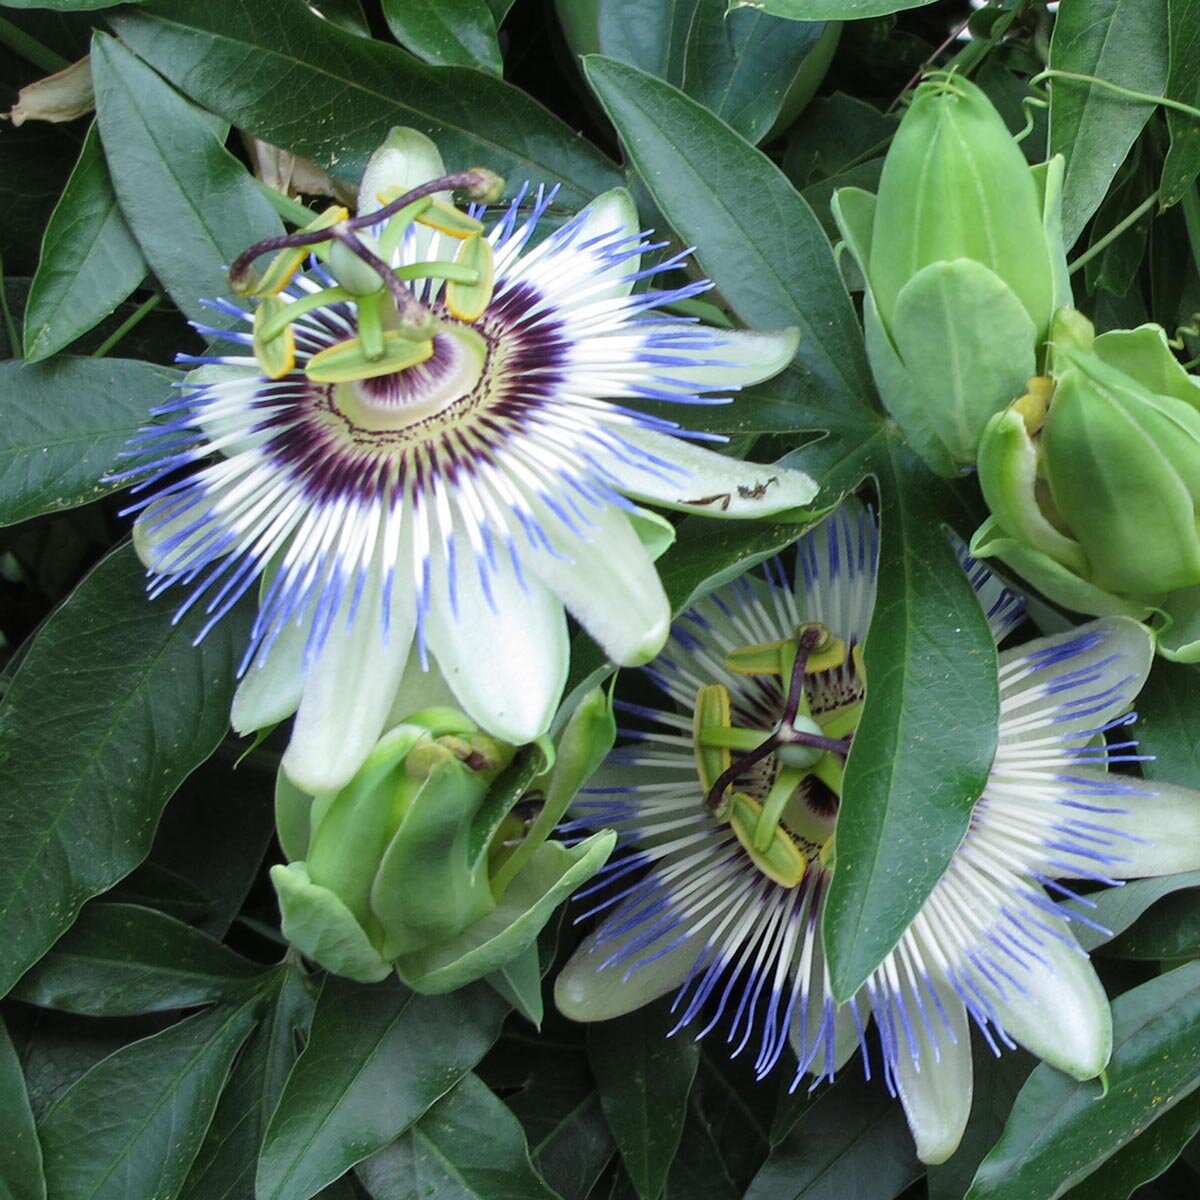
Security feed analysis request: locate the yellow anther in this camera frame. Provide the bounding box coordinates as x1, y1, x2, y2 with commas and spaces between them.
1013, 375, 1054, 435
253, 297, 296, 380
306, 333, 434, 383
692, 684, 732, 798
728, 793, 807, 888
416, 196, 485, 239
253, 205, 349, 297
445, 233, 495, 323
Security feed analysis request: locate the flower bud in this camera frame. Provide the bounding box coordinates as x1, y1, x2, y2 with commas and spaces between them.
833, 72, 1070, 476
270, 695, 618, 989
973, 311, 1200, 660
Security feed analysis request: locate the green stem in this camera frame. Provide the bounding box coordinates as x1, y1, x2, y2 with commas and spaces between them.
92, 294, 163, 357
0, 250, 17, 357
0, 16, 70, 74
1067, 189, 1160, 274
1032, 69, 1200, 124
254, 180, 320, 227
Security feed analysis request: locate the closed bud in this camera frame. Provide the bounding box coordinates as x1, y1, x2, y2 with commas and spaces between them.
833, 72, 1070, 476
270, 693, 619, 990
973, 311, 1200, 661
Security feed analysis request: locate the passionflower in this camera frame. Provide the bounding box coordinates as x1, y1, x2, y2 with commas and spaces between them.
555, 501, 1200, 1164
119, 127, 814, 793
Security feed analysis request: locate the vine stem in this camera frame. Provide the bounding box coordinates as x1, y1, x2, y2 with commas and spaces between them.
1031, 68, 1200, 125
1067, 190, 1161, 275
0, 16, 69, 74
92, 294, 164, 358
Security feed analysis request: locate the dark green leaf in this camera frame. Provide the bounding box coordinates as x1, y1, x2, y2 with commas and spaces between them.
179, 969, 315, 1200
1074, 872, 1200, 953
1105, 888, 1200, 960
682, 5, 831, 143
381, 0, 502, 74
1083, 144, 1157, 297
1048, 0, 1169, 247
257, 975, 508, 1200
968, 962, 1200, 1199
91, 32, 282, 327
0, 1016, 45, 1200
743, 1068, 922, 1199
486, 942, 544, 1026
12, 902, 264, 1016
109, 863, 214, 925
592, 0, 700, 81
728, 0, 937, 16
107, 0, 620, 209
355, 1073, 560, 1200
22, 123, 147, 363
1062, 1090, 1200, 1200
0, 544, 252, 997
782, 92, 897, 186
38, 1000, 259, 1200
588, 1003, 700, 1200
1131, 656, 1200, 782
0, 356, 176, 527
581, 54, 873, 414
1160, 0, 1200, 206
308, 0, 371, 36
824, 444, 1000, 1000
0, 0, 140, 7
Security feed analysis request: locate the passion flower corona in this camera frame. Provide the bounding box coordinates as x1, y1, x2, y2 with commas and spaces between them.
555, 501, 1200, 1164
119, 128, 815, 793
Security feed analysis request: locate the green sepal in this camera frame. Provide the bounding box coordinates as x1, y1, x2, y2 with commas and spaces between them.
395, 830, 617, 994
371, 757, 502, 958
976, 408, 1088, 574
445, 232, 494, 322
970, 516, 1154, 620
275, 768, 315, 863
1030, 155, 1072, 321
872, 259, 1036, 475
306, 332, 434, 383
1157, 587, 1200, 662
1092, 324, 1200, 410
270, 862, 392, 984
830, 185, 875, 275
485, 941, 545, 1026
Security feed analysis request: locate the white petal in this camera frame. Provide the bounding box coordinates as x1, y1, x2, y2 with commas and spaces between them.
385, 649, 460, 727
527, 503, 670, 666
792, 497, 878, 646
554, 908, 699, 1022
884, 978, 973, 1165
597, 426, 816, 519
428, 543, 568, 744
357, 127, 447, 218
998, 616, 1153, 744
231, 616, 306, 733
636, 324, 801, 391
1047, 767, 1200, 880
282, 571, 416, 795
981, 916, 1111, 1079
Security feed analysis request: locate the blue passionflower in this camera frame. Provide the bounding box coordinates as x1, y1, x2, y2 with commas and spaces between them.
555, 501, 1200, 1163
118, 129, 813, 794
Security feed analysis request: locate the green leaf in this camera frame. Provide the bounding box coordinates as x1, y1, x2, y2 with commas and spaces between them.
381, 0, 502, 75
1062, 1090, 1200, 1200
107, 0, 620, 209
0, 356, 176, 527
743, 1067, 922, 1199
727, 0, 937, 17
486, 941, 544, 1026
256, 974, 508, 1200
1104, 888, 1200, 960
824, 443, 1000, 1000
1160, 0, 1200, 206
91, 31, 282, 328
783, 92, 897, 186
588, 1002, 700, 1200
581, 54, 873, 415
22, 123, 147, 363
179, 969, 315, 1200
1048, 0, 1170, 247
0, 543, 252, 997
355, 1073, 560, 1200
12, 902, 264, 1016
591, 0, 700, 81
396, 833, 616, 994
1073, 871, 1200, 953
968, 962, 1200, 1199
0, 0, 141, 7
37, 1000, 259, 1200
681, 3, 831, 143
0, 1016, 45, 1200
1130, 656, 1200, 782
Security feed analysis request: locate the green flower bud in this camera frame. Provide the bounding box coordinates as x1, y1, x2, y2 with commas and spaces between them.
270, 694, 619, 990
833, 72, 1070, 476
973, 311, 1200, 657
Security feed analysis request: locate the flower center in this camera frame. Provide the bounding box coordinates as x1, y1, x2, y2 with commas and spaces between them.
692, 623, 864, 889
